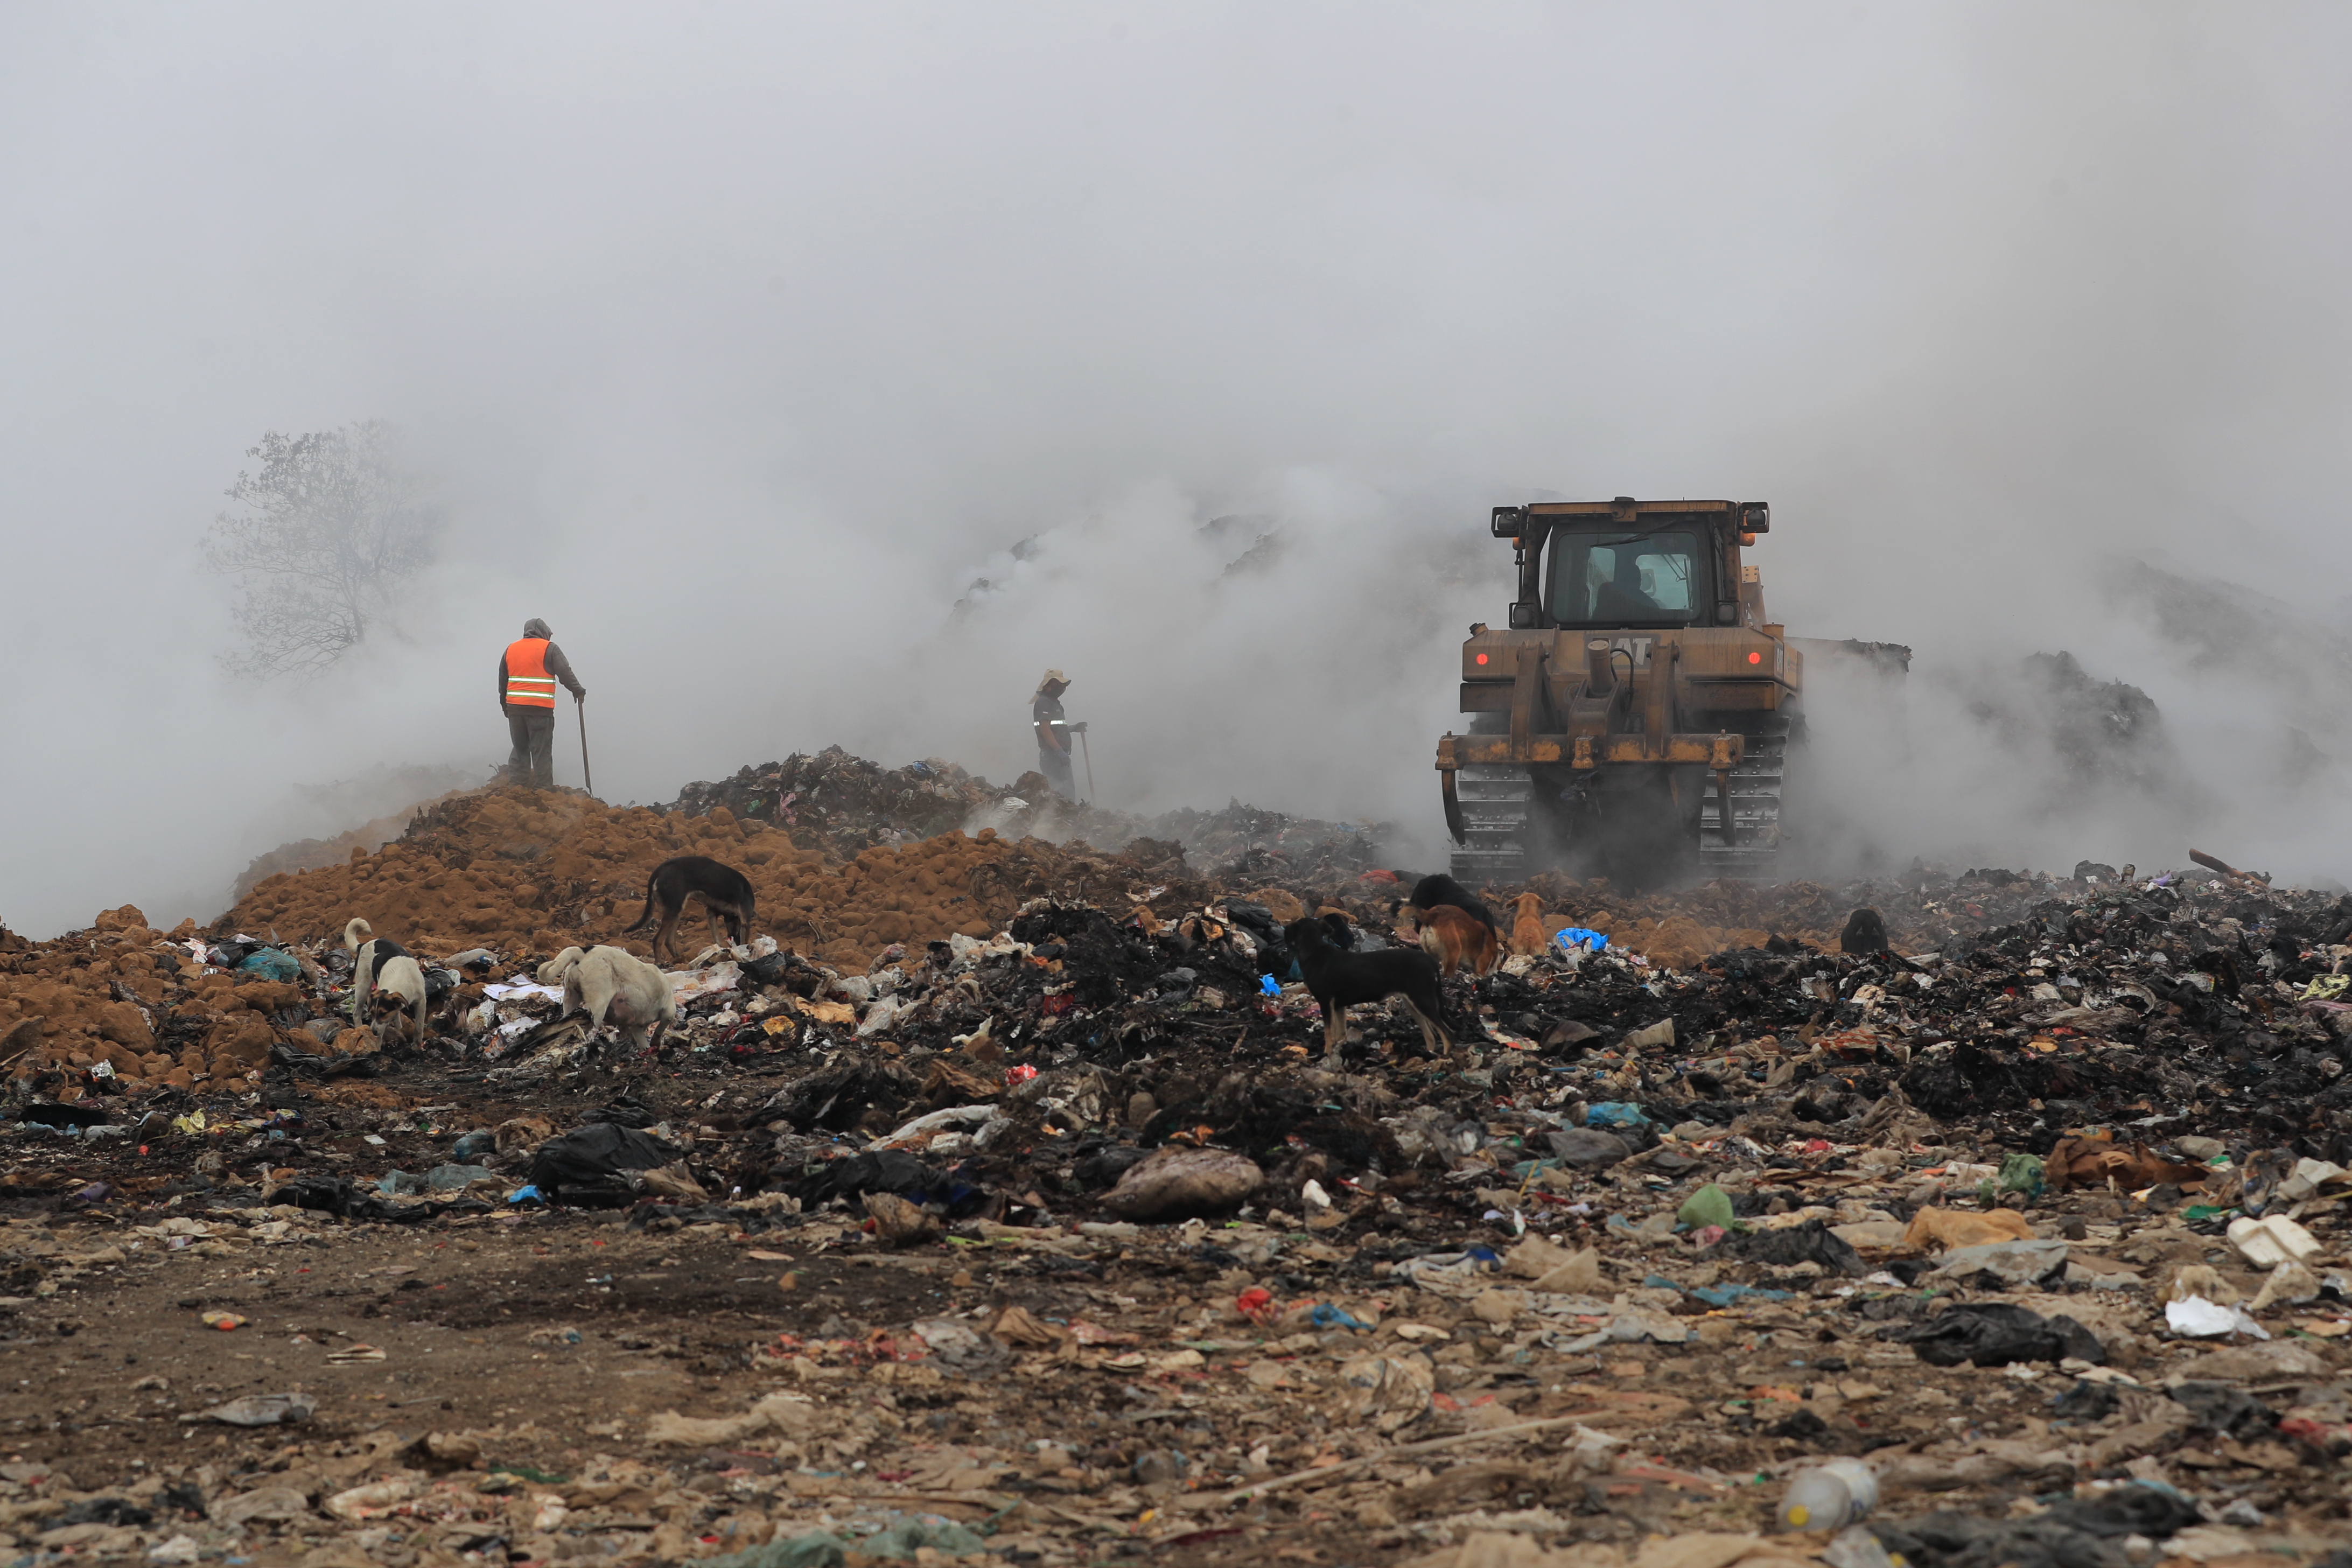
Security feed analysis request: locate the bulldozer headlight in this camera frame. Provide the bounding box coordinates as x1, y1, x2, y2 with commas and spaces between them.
1490, 506, 1526, 537
1748, 650, 1762, 664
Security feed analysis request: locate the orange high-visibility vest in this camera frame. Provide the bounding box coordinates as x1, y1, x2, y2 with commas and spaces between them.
503, 638, 558, 708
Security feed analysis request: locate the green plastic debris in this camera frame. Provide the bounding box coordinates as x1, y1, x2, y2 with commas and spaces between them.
1676, 1182, 1738, 1232
488, 1463, 569, 1486
704, 1518, 992, 1568
2182, 1205, 2237, 1222
702, 1534, 849, 1568
863, 1519, 992, 1558
1997, 1152, 2045, 1199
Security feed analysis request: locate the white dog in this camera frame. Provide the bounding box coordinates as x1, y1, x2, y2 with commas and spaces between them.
342, 918, 412, 1027
560, 944, 678, 1053
536, 947, 586, 985
370, 954, 429, 1044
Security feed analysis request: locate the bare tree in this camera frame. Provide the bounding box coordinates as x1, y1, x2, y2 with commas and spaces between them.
201, 421, 443, 678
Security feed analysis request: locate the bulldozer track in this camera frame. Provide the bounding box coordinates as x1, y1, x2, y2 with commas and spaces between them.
1447, 718, 1790, 887
1698, 722, 1788, 878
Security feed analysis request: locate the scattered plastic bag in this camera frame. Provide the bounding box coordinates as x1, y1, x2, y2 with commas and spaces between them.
1898, 1302, 2104, 1367
2166, 1295, 2270, 1339
526, 1123, 684, 1196
1676, 1182, 1737, 1232
236, 948, 301, 983
193, 1392, 314, 1426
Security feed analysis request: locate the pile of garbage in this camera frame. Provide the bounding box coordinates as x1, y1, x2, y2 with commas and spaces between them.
669, 750, 1007, 855
666, 746, 1389, 884
2, 761, 2350, 1563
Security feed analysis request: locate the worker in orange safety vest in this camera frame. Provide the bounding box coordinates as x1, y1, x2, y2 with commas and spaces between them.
498, 618, 586, 789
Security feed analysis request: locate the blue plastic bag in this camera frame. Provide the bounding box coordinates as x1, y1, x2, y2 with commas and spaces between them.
1585, 1101, 1651, 1129
1553, 926, 1609, 954
237, 948, 302, 983
1259, 974, 1282, 996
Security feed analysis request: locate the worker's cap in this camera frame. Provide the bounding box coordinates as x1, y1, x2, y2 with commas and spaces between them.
1038, 668, 1069, 689
523, 618, 552, 639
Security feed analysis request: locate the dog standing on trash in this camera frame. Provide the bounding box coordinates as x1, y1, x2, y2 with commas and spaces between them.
370, 954, 429, 1044
1416, 904, 1500, 977
546, 944, 678, 1053
1405, 872, 1501, 937
1508, 892, 1551, 957
624, 856, 757, 964
1285, 914, 1452, 1060
342, 918, 412, 1027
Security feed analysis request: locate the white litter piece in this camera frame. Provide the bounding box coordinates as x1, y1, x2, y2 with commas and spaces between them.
870, 1104, 997, 1150
2279, 1158, 2348, 1205
668, 963, 739, 1003
2228, 1215, 2321, 1269
485, 983, 564, 1003
2166, 1295, 2270, 1339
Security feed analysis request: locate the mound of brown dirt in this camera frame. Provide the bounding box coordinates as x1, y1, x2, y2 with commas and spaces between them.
0, 905, 265, 1093
219, 787, 1177, 972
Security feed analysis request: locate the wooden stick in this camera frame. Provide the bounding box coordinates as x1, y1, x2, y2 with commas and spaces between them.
1180, 1413, 1608, 1510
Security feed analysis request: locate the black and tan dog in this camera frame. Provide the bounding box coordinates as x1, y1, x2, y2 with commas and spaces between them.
1285, 914, 1452, 1059
623, 855, 757, 964
1404, 872, 1500, 937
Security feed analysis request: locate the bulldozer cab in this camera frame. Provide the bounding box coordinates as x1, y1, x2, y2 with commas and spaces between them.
1547, 526, 1710, 628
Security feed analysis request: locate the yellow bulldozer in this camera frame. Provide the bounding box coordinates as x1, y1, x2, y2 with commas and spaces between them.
1436, 496, 1800, 887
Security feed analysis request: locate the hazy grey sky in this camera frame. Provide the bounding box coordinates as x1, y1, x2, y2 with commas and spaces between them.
4, 3, 2350, 933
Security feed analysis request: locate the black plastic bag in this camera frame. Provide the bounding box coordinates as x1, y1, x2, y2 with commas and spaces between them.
1223, 901, 1296, 979
790, 1149, 943, 1206
526, 1123, 682, 1194
279, 1173, 449, 1223
2049, 1378, 2119, 1422
587, 1095, 661, 1130
1720, 1217, 1866, 1276
2168, 1380, 2277, 1439
2041, 1484, 2203, 1538
1073, 1142, 1151, 1188
1872, 1486, 2201, 1568
1896, 1302, 2104, 1368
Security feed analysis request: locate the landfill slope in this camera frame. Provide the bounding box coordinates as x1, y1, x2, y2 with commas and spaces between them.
0, 751, 2346, 1567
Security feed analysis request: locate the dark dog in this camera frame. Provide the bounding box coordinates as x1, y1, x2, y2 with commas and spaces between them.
624, 855, 758, 964
1405, 872, 1500, 936
342, 917, 412, 1027
1286, 915, 1452, 1059
1839, 907, 1889, 955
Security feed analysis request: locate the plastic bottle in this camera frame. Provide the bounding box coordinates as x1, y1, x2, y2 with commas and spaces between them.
1778, 1459, 1879, 1532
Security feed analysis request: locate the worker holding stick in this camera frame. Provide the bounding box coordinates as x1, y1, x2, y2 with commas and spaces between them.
1031, 669, 1089, 802
499, 618, 587, 791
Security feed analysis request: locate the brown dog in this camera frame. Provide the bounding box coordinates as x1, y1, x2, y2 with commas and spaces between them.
1508, 892, 1549, 957
1417, 904, 1500, 977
